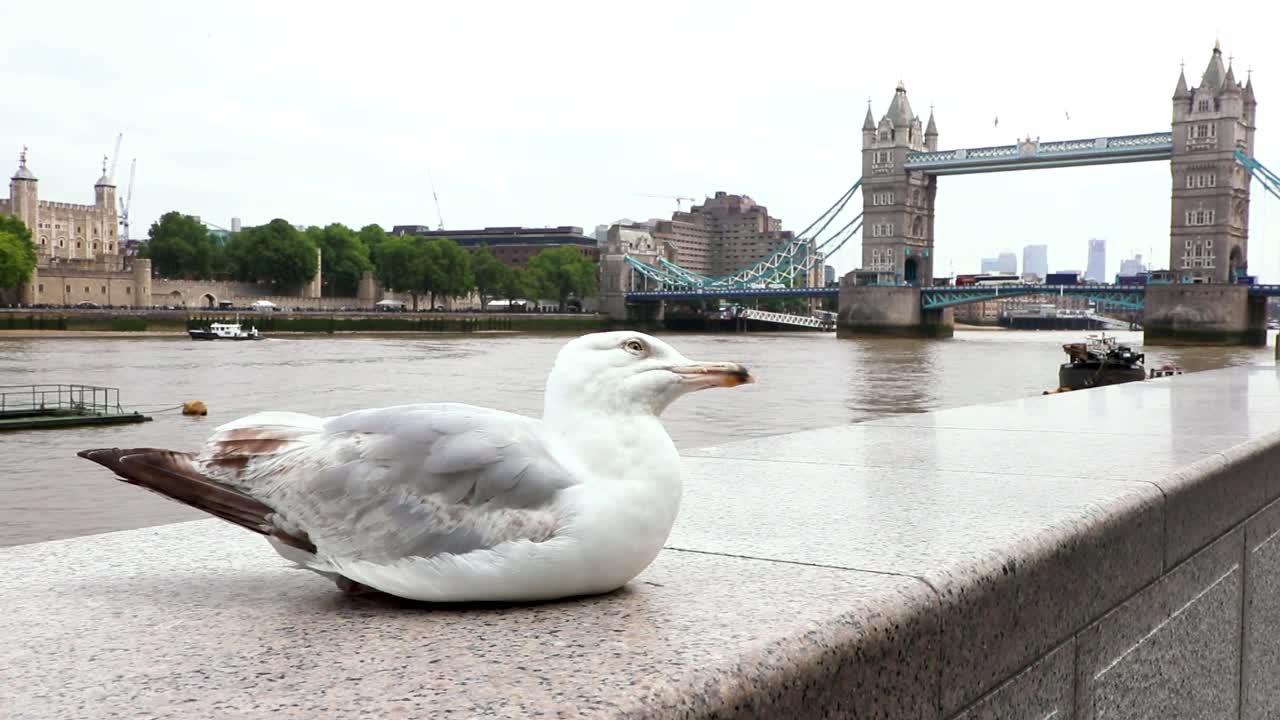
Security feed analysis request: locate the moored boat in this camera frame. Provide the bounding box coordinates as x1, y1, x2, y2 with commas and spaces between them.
1057, 333, 1146, 390
188, 320, 263, 341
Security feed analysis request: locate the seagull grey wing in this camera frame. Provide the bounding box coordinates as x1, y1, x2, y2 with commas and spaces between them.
195, 404, 579, 565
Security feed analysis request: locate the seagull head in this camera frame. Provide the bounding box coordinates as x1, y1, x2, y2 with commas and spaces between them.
544, 331, 753, 418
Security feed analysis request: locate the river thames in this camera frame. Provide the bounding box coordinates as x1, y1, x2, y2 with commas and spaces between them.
1, 329, 1273, 546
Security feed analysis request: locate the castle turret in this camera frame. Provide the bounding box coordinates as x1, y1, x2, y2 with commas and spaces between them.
861, 103, 876, 147
1244, 72, 1257, 128
1174, 68, 1191, 100
94, 155, 116, 210
1199, 40, 1227, 92
303, 247, 322, 298
9, 147, 38, 237
1222, 64, 1240, 95
925, 109, 939, 152
131, 257, 152, 308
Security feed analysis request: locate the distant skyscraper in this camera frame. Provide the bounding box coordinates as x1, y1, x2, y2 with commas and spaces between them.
981, 253, 1016, 274
1085, 238, 1107, 282
1022, 244, 1049, 280
1118, 254, 1148, 277
823, 264, 836, 285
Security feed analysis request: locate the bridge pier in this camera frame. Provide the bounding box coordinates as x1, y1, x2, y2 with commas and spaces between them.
837, 281, 953, 338
1143, 284, 1267, 346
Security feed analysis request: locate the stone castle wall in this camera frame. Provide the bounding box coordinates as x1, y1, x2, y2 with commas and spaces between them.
31, 258, 151, 308
153, 271, 390, 310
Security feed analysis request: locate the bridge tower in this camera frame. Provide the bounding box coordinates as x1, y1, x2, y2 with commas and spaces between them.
860, 83, 938, 286
1146, 41, 1265, 345
1169, 42, 1256, 283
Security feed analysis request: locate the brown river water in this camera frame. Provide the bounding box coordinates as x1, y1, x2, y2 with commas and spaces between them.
0, 330, 1273, 547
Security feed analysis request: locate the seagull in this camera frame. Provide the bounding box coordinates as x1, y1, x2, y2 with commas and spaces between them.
79, 332, 753, 603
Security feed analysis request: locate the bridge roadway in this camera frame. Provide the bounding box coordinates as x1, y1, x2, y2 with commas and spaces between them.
627, 287, 838, 302
627, 283, 1280, 310
904, 132, 1173, 175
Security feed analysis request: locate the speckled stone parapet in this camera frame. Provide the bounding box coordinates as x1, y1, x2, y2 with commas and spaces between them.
1076, 528, 1244, 719
6, 364, 1280, 718
0, 522, 940, 719
1244, 497, 1280, 719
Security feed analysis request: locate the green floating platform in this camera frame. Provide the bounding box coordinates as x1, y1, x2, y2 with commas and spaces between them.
0, 409, 152, 432
0, 385, 153, 432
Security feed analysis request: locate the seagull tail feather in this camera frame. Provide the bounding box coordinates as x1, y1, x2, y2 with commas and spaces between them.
77, 447, 316, 553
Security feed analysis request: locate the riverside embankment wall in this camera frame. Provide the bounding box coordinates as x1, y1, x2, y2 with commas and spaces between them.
2, 364, 1278, 717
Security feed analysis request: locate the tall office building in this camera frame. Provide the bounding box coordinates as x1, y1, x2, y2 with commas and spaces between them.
1022, 244, 1049, 280
651, 192, 806, 278
1085, 238, 1107, 282
981, 253, 1017, 274
1118, 254, 1148, 277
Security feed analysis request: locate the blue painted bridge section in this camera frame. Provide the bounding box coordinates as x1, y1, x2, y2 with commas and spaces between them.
627, 287, 839, 302
626, 284, 1280, 309
915, 284, 1280, 309
921, 284, 1146, 310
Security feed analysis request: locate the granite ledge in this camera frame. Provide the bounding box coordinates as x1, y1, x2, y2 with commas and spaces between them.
0, 521, 942, 720
5, 365, 1280, 717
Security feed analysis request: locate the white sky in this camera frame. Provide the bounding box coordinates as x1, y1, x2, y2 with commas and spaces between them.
3, 0, 1277, 280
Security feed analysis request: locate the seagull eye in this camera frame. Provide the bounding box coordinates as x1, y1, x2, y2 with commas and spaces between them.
623, 339, 646, 355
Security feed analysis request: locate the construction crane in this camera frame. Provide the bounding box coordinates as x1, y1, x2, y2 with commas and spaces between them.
428, 169, 445, 230
635, 193, 697, 212
118, 159, 135, 241
108, 132, 123, 182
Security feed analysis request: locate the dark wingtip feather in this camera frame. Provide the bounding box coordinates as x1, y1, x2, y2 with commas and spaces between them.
78, 447, 167, 476
78, 446, 317, 554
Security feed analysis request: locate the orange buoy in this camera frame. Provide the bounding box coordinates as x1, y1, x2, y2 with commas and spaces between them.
182, 400, 208, 416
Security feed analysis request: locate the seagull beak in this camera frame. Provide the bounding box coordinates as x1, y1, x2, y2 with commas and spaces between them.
669, 361, 755, 389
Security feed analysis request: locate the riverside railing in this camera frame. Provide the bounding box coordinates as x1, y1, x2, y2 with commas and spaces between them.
0, 384, 125, 416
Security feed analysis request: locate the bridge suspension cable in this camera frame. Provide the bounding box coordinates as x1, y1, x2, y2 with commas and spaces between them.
816, 217, 863, 258
813, 212, 864, 253
794, 178, 863, 243
623, 177, 864, 292
1236, 150, 1280, 200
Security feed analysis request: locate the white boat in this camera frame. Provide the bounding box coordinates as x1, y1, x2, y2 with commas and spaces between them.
188, 320, 263, 341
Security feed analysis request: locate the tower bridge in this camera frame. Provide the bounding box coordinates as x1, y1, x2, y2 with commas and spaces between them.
610, 41, 1278, 344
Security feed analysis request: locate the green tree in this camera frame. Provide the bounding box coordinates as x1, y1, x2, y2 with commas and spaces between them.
526, 246, 598, 311
500, 266, 538, 309
0, 214, 37, 292
227, 219, 318, 289
373, 235, 474, 310
471, 247, 507, 309
374, 234, 427, 310
358, 224, 390, 262
422, 238, 473, 309
306, 223, 371, 296
141, 211, 223, 279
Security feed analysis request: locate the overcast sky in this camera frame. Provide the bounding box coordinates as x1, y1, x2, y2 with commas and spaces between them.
3, 0, 1276, 280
